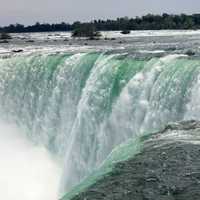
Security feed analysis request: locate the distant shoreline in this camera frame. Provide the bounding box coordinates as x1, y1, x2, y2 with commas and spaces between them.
1, 13, 200, 33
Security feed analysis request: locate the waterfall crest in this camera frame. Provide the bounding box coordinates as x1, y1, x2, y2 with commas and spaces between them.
0, 53, 200, 195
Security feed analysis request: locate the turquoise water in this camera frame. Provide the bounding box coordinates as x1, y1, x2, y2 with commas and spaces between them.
61, 136, 143, 200
0, 53, 200, 198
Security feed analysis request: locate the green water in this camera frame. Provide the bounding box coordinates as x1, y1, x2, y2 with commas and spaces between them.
0, 53, 200, 198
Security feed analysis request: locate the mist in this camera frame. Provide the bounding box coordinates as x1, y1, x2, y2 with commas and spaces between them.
0, 121, 61, 200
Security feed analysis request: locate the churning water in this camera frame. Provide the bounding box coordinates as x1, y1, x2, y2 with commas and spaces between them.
1, 31, 200, 199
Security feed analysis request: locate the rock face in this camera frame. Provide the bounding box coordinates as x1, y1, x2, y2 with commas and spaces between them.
67, 121, 200, 200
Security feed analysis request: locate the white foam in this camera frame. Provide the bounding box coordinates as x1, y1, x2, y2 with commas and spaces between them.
0, 121, 61, 200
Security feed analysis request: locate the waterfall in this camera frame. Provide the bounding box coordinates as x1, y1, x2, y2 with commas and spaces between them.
0, 52, 200, 197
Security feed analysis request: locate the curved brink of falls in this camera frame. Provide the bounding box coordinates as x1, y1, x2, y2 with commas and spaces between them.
0, 52, 200, 197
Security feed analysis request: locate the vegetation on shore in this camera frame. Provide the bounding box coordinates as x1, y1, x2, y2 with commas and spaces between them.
0, 13, 200, 33
121, 30, 131, 34
72, 23, 101, 39
0, 32, 12, 40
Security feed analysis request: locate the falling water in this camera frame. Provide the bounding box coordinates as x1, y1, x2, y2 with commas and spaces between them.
0, 52, 200, 198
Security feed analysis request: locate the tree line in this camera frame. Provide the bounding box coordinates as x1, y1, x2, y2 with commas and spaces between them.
1, 13, 200, 33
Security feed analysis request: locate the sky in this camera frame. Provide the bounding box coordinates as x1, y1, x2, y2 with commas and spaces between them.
0, 0, 200, 26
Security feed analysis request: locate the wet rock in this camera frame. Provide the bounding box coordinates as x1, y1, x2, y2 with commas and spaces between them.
185, 50, 195, 56
0, 40, 9, 43
67, 121, 200, 200
26, 40, 35, 43
104, 37, 116, 41
0, 32, 12, 40
12, 49, 24, 53
121, 30, 131, 35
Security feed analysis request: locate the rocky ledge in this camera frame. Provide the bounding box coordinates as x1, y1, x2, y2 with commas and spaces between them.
63, 120, 200, 200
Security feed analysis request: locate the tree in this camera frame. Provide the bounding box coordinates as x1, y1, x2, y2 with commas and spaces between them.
0, 13, 200, 33
72, 23, 101, 39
